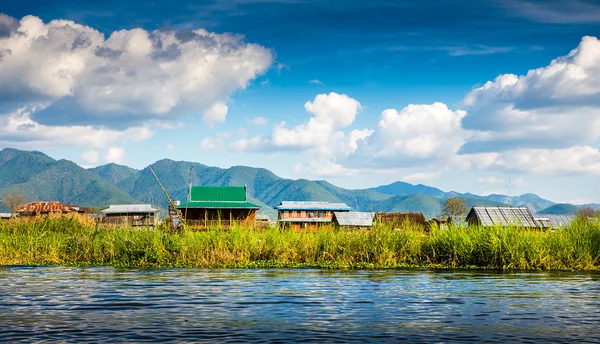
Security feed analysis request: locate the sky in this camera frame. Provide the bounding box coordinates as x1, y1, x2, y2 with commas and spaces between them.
1, 0, 600, 203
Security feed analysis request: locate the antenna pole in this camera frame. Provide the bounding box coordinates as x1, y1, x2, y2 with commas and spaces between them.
508, 176, 511, 208
149, 167, 186, 231
185, 167, 193, 222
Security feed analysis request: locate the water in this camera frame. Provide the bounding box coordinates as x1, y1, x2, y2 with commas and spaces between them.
1, 267, 599, 343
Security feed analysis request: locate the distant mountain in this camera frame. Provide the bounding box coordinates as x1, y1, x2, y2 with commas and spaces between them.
0, 148, 585, 220
538, 204, 580, 215
89, 163, 139, 185
0, 149, 140, 207
369, 181, 446, 198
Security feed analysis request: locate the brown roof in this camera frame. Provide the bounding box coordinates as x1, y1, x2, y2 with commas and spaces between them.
16, 201, 80, 214
375, 212, 429, 227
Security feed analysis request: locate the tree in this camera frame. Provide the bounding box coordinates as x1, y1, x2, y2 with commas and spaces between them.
2, 192, 26, 213
442, 197, 468, 223
577, 206, 599, 220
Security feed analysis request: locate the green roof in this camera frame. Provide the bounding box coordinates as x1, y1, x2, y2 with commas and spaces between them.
178, 186, 260, 209
178, 201, 260, 209
190, 186, 247, 202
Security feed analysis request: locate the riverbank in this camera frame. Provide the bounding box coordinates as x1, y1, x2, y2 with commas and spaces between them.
0, 214, 598, 270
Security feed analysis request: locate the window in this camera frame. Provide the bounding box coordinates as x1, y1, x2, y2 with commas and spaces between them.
318, 211, 323, 218
309, 212, 314, 218
292, 211, 297, 218
301, 211, 306, 217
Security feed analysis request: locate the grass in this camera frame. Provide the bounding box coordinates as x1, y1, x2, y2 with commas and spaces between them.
0, 214, 599, 270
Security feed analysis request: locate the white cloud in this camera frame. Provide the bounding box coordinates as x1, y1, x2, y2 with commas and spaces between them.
104, 147, 125, 164
82, 150, 99, 165
165, 144, 174, 150
476, 176, 505, 184
277, 63, 290, 75
249, 116, 268, 125
0, 104, 153, 149
0, 14, 272, 131
461, 36, 600, 153
203, 102, 228, 126
309, 79, 324, 85
403, 172, 443, 183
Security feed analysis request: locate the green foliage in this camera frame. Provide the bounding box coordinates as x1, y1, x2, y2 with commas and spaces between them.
442, 197, 468, 222
1, 216, 599, 270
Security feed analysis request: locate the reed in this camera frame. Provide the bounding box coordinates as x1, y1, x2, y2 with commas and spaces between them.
0, 214, 598, 270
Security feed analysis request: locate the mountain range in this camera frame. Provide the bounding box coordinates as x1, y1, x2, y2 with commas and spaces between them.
0, 148, 596, 219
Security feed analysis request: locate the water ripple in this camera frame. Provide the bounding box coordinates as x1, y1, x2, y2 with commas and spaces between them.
0, 266, 599, 342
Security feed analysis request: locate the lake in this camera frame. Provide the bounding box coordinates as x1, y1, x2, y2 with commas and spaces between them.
0, 266, 599, 342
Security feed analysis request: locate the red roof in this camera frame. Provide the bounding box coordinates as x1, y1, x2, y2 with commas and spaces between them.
16, 202, 80, 214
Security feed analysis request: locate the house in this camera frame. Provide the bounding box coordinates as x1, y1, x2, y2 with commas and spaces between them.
466, 206, 545, 229
533, 214, 575, 229
333, 211, 375, 229
177, 186, 260, 229
429, 216, 452, 229
100, 204, 159, 227
375, 212, 429, 230
16, 201, 84, 216
277, 201, 352, 231
0, 213, 16, 220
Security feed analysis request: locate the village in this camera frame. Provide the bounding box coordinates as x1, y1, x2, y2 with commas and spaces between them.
1, 183, 577, 231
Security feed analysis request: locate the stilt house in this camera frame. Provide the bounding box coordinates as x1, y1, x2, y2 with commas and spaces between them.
277, 201, 352, 231
101, 204, 158, 227
333, 211, 375, 229
466, 206, 545, 228
178, 186, 260, 229
16, 201, 83, 216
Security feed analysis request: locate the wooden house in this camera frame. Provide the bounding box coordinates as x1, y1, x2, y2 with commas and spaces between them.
100, 204, 159, 227
16, 201, 83, 216
533, 214, 575, 229
466, 206, 545, 229
429, 216, 452, 230
277, 201, 352, 231
177, 186, 260, 229
333, 211, 375, 229
375, 212, 429, 230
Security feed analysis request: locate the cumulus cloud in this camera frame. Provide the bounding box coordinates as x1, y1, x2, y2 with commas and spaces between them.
249, 116, 268, 125
403, 172, 443, 183
476, 177, 504, 184
461, 36, 600, 153
0, 14, 272, 131
104, 147, 126, 164
203, 102, 228, 125
0, 104, 153, 149
82, 150, 99, 165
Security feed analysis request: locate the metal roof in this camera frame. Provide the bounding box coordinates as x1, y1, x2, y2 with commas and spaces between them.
16, 202, 79, 214
534, 214, 575, 228
190, 186, 247, 202
102, 204, 158, 215
334, 212, 375, 227
277, 201, 352, 211
178, 201, 260, 209
466, 207, 540, 228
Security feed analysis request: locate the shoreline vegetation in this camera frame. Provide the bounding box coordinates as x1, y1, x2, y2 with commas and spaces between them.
0, 214, 599, 271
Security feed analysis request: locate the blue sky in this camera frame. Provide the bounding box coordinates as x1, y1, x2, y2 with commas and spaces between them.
1, 0, 600, 203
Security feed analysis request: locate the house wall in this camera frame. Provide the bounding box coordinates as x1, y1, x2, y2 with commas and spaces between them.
182, 208, 257, 229
277, 209, 345, 221
101, 213, 156, 226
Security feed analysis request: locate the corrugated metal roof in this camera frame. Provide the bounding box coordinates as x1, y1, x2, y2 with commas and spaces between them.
178, 201, 260, 209
16, 202, 78, 214
277, 201, 352, 211
334, 212, 375, 227
534, 214, 575, 228
190, 186, 247, 202
102, 204, 158, 215
467, 207, 540, 228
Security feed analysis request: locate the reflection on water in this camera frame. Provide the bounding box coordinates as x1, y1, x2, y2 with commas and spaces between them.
0, 266, 599, 342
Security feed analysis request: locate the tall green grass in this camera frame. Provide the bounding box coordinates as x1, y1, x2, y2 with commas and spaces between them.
0, 215, 598, 270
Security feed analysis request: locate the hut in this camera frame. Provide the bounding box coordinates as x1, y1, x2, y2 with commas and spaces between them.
100, 204, 159, 227
277, 201, 352, 231
533, 214, 575, 229
177, 186, 260, 229
16, 201, 83, 216
375, 212, 429, 230
333, 211, 375, 229
429, 216, 452, 230
466, 206, 544, 229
